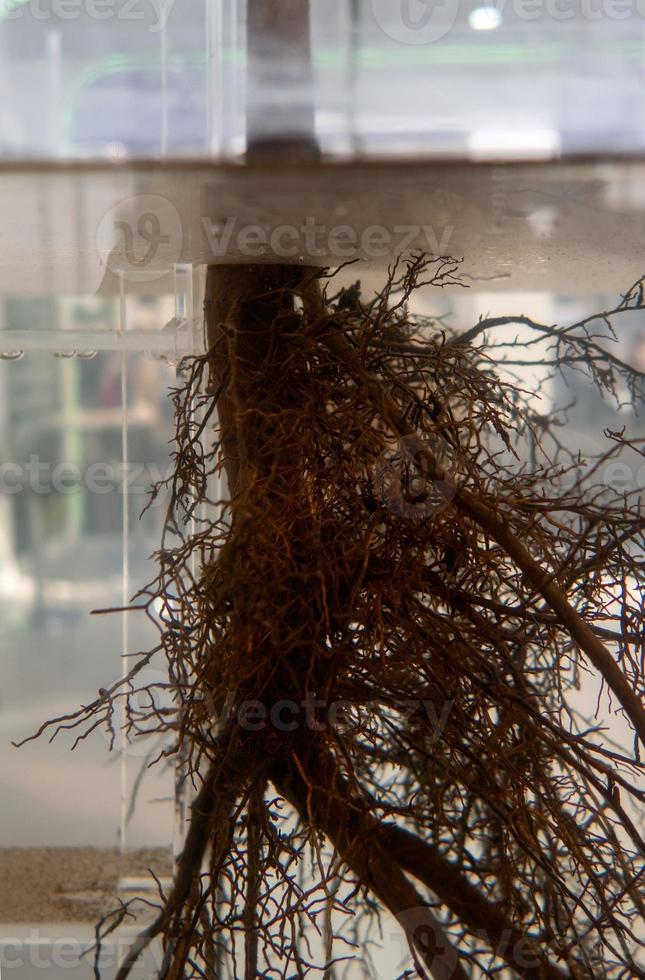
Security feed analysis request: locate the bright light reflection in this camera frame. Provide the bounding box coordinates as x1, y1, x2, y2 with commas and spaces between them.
469, 6, 503, 29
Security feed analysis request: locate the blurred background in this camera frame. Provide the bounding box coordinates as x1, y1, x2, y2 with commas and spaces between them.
0, 0, 644, 159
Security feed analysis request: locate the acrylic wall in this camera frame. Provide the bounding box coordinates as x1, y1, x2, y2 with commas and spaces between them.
1, 1, 645, 160
0, 6, 644, 977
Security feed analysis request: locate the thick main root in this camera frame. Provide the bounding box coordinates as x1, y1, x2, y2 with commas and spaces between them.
26, 257, 645, 978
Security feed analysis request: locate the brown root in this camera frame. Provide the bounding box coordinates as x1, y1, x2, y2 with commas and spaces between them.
29, 256, 645, 978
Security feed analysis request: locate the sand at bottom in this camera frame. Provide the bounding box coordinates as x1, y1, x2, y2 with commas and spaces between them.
0, 848, 172, 924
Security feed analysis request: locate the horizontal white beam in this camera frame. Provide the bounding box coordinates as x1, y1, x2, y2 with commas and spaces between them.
0, 324, 201, 357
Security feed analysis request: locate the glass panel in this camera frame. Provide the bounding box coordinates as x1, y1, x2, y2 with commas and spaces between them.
1, 2, 644, 161
0, 346, 177, 849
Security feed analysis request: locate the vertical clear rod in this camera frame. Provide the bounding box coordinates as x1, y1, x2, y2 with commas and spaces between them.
119, 273, 130, 854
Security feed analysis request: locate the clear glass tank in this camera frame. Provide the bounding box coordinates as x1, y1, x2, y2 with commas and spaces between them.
0, 2, 644, 976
